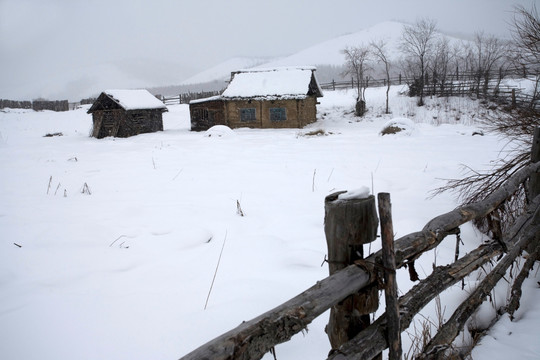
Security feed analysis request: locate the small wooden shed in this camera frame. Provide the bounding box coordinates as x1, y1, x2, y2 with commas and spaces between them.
190, 67, 323, 131
88, 89, 167, 139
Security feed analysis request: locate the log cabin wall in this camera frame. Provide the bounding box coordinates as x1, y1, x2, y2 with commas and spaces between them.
189, 99, 226, 131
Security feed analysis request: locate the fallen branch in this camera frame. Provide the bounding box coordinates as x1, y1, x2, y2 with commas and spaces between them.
507, 248, 539, 319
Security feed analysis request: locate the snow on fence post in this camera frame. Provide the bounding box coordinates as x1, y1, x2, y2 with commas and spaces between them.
530, 127, 540, 200
324, 189, 380, 352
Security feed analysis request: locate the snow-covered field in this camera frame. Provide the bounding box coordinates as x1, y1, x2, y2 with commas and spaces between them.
1, 87, 538, 359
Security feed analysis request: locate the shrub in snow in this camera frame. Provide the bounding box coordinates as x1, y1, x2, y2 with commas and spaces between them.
204, 125, 235, 138
297, 129, 332, 137
380, 118, 415, 136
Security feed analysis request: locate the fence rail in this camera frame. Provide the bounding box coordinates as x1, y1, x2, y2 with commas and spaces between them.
160, 69, 538, 109
179, 128, 540, 360
0, 99, 69, 112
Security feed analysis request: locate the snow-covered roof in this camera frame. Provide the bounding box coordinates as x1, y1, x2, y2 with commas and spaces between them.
189, 95, 223, 105
221, 67, 323, 99
94, 89, 167, 111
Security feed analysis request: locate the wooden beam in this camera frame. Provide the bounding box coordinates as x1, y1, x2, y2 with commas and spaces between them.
529, 127, 540, 200
179, 264, 372, 360
378, 193, 402, 360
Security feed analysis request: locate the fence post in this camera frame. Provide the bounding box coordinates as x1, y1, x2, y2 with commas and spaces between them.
530, 127, 540, 200
332, 79, 336, 91
351, 77, 354, 89
399, 73, 402, 85
378, 193, 402, 360
324, 190, 379, 351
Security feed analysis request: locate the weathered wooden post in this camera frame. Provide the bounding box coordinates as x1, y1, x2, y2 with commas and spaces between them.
530, 127, 540, 200
324, 189, 379, 351
378, 193, 402, 360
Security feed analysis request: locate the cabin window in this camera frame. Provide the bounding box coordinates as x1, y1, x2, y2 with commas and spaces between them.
270, 107, 287, 121
240, 108, 256, 122
193, 108, 210, 120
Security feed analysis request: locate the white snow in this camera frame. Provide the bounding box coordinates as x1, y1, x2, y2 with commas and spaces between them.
221, 67, 320, 99
0, 86, 538, 360
381, 117, 416, 136
102, 89, 167, 111
337, 187, 371, 200
204, 125, 236, 138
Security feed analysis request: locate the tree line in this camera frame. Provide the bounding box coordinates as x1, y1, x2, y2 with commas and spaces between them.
0, 99, 69, 112
343, 5, 540, 115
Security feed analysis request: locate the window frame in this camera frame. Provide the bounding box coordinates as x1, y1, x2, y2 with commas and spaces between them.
269, 107, 287, 121
240, 107, 257, 122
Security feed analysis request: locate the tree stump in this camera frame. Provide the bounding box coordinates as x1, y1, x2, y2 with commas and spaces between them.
324, 190, 379, 350
355, 100, 366, 117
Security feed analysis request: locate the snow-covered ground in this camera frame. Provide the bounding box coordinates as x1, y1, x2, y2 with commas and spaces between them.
0, 87, 538, 359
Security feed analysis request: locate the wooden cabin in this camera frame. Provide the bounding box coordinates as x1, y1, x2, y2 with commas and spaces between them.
88, 89, 167, 139
190, 67, 323, 131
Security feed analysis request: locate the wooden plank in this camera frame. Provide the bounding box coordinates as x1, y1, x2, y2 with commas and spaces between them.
529, 127, 540, 199
179, 264, 372, 360
378, 193, 402, 360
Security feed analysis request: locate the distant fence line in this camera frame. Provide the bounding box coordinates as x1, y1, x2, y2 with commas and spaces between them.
160, 91, 222, 106
160, 67, 538, 109
0, 99, 69, 112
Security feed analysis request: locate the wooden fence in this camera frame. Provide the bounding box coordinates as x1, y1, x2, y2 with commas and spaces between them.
179, 128, 540, 360
0, 99, 69, 112
161, 91, 222, 105
161, 70, 537, 110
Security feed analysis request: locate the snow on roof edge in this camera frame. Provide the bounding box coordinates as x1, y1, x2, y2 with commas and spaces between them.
189, 95, 223, 104
232, 66, 317, 74
103, 89, 167, 111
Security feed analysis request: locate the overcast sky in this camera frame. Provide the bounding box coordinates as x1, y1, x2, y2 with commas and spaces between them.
0, 0, 535, 101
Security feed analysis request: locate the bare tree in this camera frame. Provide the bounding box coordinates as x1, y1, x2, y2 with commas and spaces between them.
471, 32, 508, 97
512, 4, 540, 106
434, 6, 540, 235
430, 36, 453, 96
512, 4, 540, 71
371, 39, 392, 114
342, 45, 372, 116
400, 18, 438, 106
449, 42, 465, 95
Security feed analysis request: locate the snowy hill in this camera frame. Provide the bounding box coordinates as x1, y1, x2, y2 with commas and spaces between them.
182, 21, 468, 86
180, 56, 278, 85
257, 21, 406, 69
